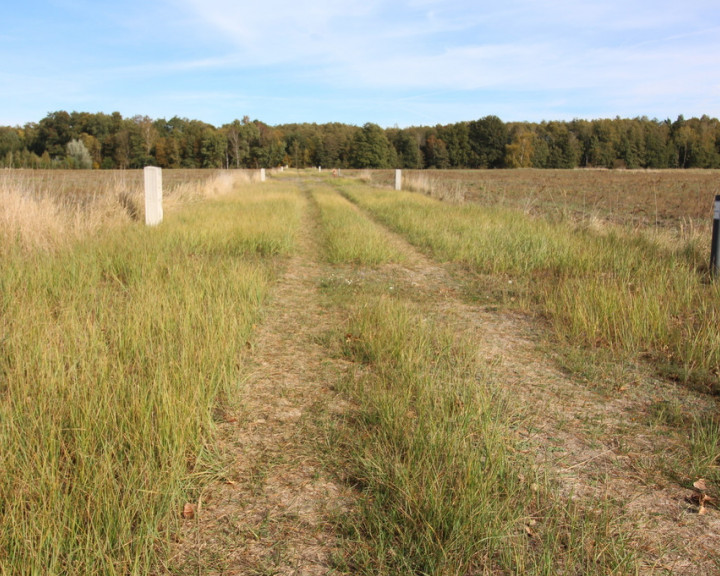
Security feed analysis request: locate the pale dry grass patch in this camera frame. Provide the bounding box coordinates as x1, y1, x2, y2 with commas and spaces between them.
357, 169, 372, 183
403, 172, 466, 203
168, 169, 261, 204
0, 170, 259, 255
0, 177, 132, 254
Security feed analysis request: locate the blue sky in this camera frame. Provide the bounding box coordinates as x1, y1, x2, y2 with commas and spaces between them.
2, 0, 719, 127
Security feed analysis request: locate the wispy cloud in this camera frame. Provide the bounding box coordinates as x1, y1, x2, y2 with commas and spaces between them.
1, 0, 719, 125
173, 0, 720, 95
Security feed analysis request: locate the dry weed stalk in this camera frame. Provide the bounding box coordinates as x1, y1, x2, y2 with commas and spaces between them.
404, 172, 466, 203
357, 169, 372, 183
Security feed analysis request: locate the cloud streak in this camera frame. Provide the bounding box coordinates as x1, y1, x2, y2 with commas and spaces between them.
174, 0, 720, 97
1, 0, 719, 126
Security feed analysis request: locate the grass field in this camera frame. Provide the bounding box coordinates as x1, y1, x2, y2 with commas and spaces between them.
1, 168, 718, 574
0, 171, 297, 573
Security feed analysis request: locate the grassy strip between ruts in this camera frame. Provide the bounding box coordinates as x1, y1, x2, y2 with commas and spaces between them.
310, 184, 635, 573
336, 176, 720, 493
0, 182, 301, 574
309, 182, 405, 265
328, 294, 636, 574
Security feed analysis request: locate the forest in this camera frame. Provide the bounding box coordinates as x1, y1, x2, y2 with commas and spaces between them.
1, 110, 719, 170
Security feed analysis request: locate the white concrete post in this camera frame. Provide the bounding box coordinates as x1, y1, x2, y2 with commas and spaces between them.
318, 166, 322, 172
395, 169, 402, 191
260, 168, 266, 182
143, 166, 163, 226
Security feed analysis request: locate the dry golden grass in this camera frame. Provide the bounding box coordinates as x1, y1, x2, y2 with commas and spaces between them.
0, 169, 261, 254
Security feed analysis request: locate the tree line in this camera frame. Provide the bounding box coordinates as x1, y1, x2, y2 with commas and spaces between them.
1, 110, 719, 170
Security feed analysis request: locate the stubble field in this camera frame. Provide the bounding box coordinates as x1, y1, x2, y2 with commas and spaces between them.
1, 167, 718, 574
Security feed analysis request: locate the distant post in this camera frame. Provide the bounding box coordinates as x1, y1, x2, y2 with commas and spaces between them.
143, 166, 163, 226
711, 195, 720, 277
395, 169, 402, 191
260, 168, 266, 182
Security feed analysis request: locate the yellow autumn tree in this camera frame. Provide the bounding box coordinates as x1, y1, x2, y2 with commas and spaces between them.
505, 128, 535, 168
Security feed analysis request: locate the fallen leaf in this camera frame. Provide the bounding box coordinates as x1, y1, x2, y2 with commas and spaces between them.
690, 490, 715, 514
182, 503, 196, 519
694, 478, 709, 492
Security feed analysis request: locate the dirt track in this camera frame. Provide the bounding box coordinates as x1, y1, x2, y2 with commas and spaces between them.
172, 177, 720, 575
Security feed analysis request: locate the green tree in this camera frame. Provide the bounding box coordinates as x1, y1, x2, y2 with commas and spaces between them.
33, 111, 75, 158
468, 115, 508, 168
224, 117, 258, 168
133, 115, 158, 164
249, 121, 285, 168
200, 129, 227, 168
586, 119, 617, 168
80, 133, 102, 168
0, 127, 23, 166
643, 121, 671, 168
537, 122, 580, 168
390, 129, 423, 168
440, 122, 471, 168
348, 123, 396, 168
423, 134, 450, 168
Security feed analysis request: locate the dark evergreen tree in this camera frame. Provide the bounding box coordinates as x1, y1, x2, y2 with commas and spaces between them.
468, 115, 508, 168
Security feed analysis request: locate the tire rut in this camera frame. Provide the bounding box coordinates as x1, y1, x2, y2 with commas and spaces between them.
170, 185, 354, 575
172, 177, 719, 574
331, 180, 720, 575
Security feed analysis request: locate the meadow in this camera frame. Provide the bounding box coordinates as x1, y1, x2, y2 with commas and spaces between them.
1, 167, 718, 574
0, 170, 297, 573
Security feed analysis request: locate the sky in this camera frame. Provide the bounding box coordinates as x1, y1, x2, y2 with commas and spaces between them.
1, 0, 719, 128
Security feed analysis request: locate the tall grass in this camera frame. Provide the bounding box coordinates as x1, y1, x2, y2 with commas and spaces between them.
311, 185, 404, 264
0, 181, 301, 573
334, 296, 635, 574
402, 172, 466, 203
0, 169, 261, 255
339, 179, 720, 393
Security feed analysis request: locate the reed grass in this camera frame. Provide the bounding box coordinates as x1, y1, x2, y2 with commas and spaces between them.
0, 170, 262, 255
0, 179, 300, 573
402, 172, 467, 203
